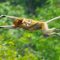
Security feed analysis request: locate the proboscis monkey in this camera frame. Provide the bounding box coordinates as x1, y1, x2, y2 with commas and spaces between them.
0, 15, 60, 36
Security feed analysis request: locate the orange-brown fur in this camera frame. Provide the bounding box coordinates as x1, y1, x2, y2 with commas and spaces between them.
0, 15, 58, 36
13, 18, 48, 31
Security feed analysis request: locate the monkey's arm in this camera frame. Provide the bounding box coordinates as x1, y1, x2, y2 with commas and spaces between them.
0, 25, 15, 29
0, 15, 20, 20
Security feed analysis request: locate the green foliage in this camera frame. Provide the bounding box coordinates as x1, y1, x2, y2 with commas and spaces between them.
0, 0, 60, 60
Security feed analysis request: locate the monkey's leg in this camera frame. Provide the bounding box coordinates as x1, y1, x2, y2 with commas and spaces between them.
41, 22, 56, 36
41, 22, 49, 31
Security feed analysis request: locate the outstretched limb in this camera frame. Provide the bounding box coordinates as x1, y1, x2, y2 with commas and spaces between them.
41, 22, 57, 36
43, 28, 60, 37
54, 28, 60, 32
0, 25, 15, 29
53, 28, 60, 36
0, 15, 19, 19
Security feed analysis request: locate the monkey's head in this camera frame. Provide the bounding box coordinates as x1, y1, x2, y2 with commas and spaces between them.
13, 19, 23, 28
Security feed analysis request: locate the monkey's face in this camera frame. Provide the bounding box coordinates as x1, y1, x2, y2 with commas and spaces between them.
13, 19, 23, 28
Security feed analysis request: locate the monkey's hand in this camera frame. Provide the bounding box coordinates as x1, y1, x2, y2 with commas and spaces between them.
0, 15, 6, 18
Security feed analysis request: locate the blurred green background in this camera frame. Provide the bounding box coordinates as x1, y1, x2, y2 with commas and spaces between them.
0, 0, 60, 60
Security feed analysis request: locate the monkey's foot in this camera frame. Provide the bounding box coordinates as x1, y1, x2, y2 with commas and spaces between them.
54, 29, 60, 33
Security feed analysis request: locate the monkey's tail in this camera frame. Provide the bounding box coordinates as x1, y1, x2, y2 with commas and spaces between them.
46, 16, 60, 23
